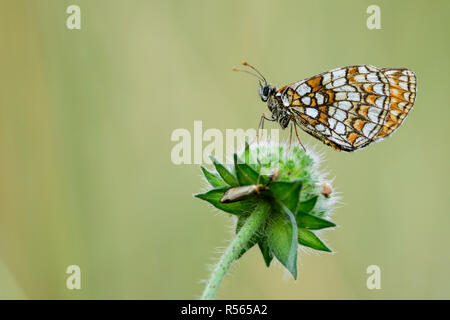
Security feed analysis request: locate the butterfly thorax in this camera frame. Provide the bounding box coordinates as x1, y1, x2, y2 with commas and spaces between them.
267, 91, 292, 129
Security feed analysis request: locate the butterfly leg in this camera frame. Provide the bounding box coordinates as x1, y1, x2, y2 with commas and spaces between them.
288, 123, 294, 149
293, 123, 307, 152
256, 113, 276, 144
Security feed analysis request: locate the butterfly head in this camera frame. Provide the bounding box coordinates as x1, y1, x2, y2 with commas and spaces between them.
259, 84, 276, 102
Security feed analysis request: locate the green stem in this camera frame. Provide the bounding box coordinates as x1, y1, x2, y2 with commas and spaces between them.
201, 200, 271, 300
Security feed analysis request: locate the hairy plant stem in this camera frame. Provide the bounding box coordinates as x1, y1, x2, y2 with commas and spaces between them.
201, 200, 271, 300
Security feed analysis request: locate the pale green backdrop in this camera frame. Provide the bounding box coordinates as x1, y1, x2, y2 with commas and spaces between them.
0, 0, 449, 299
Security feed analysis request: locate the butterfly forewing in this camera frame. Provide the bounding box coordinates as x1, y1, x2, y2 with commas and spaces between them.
276, 65, 417, 151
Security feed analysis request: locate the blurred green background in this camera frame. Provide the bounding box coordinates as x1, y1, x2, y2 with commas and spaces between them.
1, 0, 449, 299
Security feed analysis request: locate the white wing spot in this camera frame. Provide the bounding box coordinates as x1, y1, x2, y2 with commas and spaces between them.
296, 83, 311, 96
367, 73, 380, 83
328, 118, 337, 129
368, 107, 382, 122
375, 96, 385, 108
399, 82, 409, 90
334, 109, 347, 122
348, 92, 361, 101
362, 122, 376, 137
301, 96, 311, 105
333, 78, 346, 87
358, 66, 369, 74
316, 123, 325, 132
328, 107, 336, 116
322, 72, 332, 85
338, 101, 352, 110
305, 107, 319, 118
354, 74, 366, 82
373, 83, 384, 95
336, 92, 347, 101
332, 69, 346, 79
335, 122, 346, 134
316, 92, 324, 105
336, 85, 356, 92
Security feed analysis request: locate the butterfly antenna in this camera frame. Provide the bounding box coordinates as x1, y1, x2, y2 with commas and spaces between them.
241, 61, 267, 86
232, 67, 264, 83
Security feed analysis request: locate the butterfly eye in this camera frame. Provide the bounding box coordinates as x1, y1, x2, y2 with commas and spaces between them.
259, 86, 269, 102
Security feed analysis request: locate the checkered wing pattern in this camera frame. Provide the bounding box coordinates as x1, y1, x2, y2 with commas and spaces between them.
276, 65, 417, 151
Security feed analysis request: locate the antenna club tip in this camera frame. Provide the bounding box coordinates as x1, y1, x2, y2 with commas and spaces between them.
231, 67, 240, 72
241, 60, 248, 66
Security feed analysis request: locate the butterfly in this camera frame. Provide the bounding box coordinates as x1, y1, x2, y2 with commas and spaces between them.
233, 61, 417, 152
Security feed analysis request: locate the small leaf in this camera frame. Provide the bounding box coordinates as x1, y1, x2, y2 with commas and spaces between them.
210, 155, 238, 187
242, 142, 262, 173
297, 195, 318, 214
297, 212, 336, 230
269, 180, 302, 212
195, 187, 256, 215
258, 236, 273, 267
201, 166, 227, 187
298, 227, 331, 252
234, 154, 265, 185
267, 202, 298, 279
242, 141, 251, 164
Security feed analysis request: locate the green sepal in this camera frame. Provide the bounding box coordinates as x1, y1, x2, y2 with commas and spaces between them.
194, 187, 256, 215
269, 180, 302, 212
242, 141, 251, 164
298, 227, 331, 252
258, 235, 273, 267
242, 141, 261, 172
267, 202, 298, 279
201, 166, 227, 188
234, 154, 268, 185
296, 212, 336, 230
297, 195, 318, 214
209, 155, 238, 187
